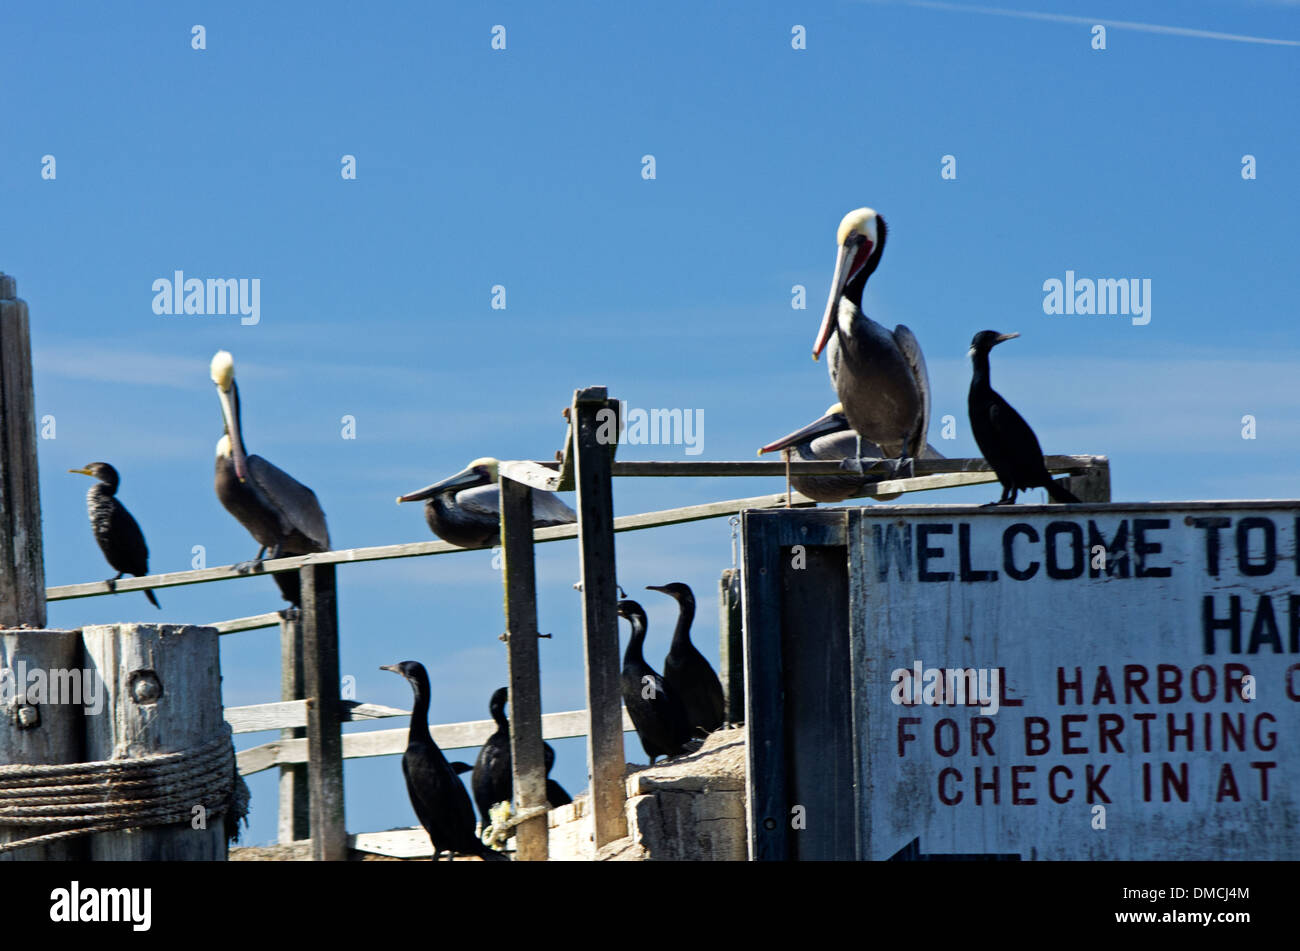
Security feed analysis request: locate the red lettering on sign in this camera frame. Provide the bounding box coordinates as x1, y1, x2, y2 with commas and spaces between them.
1012, 765, 1036, 805
1123, 665, 1150, 704
938, 767, 962, 805
1049, 765, 1073, 803
1085, 764, 1111, 803
1157, 664, 1182, 703
1098, 713, 1124, 752
971, 716, 996, 755
1062, 714, 1088, 754
1024, 717, 1050, 755
1216, 763, 1240, 802
897, 717, 920, 757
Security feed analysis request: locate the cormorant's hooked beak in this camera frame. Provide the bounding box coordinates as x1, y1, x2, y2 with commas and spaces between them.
396, 466, 488, 504
813, 238, 873, 361
757, 409, 851, 456
216, 383, 249, 482
969, 332, 1020, 358
379, 664, 400, 674
68, 467, 94, 477
645, 584, 672, 594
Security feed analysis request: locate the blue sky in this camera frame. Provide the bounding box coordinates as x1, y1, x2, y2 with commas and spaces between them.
3, 1, 1298, 846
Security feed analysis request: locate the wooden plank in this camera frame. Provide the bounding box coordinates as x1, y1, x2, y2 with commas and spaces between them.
82, 623, 227, 859
300, 564, 345, 861
572, 386, 628, 848
226, 699, 410, 734
1063, 457, 1111, 502
718, 569, 744, 725
499, 477, 547, 861
348, 828, 435, 859
498, 460, 564, 492
210, 612, 283, 635
608, 455, 1104, 477
0, 628, 86, 860
0, 275, 46, 628
237, 708, 638, 775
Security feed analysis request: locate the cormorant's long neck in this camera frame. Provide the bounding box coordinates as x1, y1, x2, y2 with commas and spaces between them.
491, 702, 508, 731
670, 598, 696, 651
624, 615, 647, 667
407, 677, 433, 744
970, 351, 993, 396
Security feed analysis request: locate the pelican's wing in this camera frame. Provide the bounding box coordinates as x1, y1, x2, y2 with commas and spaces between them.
247, 455, 331, 550
457, 484, 502, 520
892, 324, 931, 459
531, 489, 577, 526
460, 483, 576, 527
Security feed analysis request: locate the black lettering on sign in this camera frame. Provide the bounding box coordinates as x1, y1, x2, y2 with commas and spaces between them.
958, 524, 997, 582
1087, 520, 1129, 578
1292, 596, 1300, 654
1003, 523, 1039, 580
1203, 594, 1242, 654
1133, 518, 1172, 578
873, 523, 912, 581
1191, 516, 1231, 577
1045, 522, 1084, 579
1236, 517, 1276, 577
1247, 595, 1282, 654
917, 524, 953, 582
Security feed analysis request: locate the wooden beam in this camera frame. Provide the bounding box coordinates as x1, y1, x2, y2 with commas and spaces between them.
210, 612, 283, 635
572, 386, 628, 849
0, 274, 46, 628
499, 476, 547, 861
301, 565, 345, 861
226, 699, 409, 734
278, 610, 307, 844
237, 708, 638, 775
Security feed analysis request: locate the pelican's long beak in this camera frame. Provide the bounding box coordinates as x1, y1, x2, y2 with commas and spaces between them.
813, 240, 869, 361
758, 410, 850, 455
68, 467, 93, 477
216, 383, 249, 482
396, 466, 488, 504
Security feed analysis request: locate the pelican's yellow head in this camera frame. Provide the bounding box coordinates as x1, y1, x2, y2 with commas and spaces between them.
836, 207, 880, 248
210, 350, 235, 390
467, 457, 501, 483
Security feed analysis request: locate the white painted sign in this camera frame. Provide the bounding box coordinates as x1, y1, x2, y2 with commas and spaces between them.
853, 503, 1300, 860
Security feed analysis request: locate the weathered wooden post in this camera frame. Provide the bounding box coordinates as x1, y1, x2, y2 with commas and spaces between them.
1064, 458, 1111, 502
499, 477, 548, 860
0, 274, 85, 861
718, 568, 743, 725
278, 608, 309, 843
300, 563, 346, 860
81, 623, 229, 859
572, 386, 628, 848
0, 273, 45, 628
0, 629, 86, 860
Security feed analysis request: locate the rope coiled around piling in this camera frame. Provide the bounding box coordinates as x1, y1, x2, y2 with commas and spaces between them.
0, 726, 250, 854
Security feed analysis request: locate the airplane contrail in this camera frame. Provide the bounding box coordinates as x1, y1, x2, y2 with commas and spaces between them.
876, 0, 1300, 47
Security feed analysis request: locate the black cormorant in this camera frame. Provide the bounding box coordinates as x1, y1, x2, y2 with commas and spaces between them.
811, 209, 931, 477
69, 463, 160, 609
380, 661, 508, 861
210, 351, 331, 606
967, 331, 1080, 505
646, 583, 724, 736
617, 600, 697, 765
471, 686, 570, 826
397, 457, 575, 549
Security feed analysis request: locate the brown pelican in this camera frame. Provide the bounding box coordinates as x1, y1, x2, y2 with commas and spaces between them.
758, 403, 945, 502
69, 462, 160, 608
210, 351, 331, 606
812, 208, 931, 476
968, 331, 1080, 505
396, 457, 575, 549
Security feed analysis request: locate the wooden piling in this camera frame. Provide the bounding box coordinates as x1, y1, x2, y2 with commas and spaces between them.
278, 609, 309, 843
81, 623, 228, 860
300, 564, 346, 860
0, 629, 86, 860
1064, 459, 1111, 502
499, 477, 547, 860
572, 386, 628, 849
718, 569, 743, 725
0, 274, 46, 629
